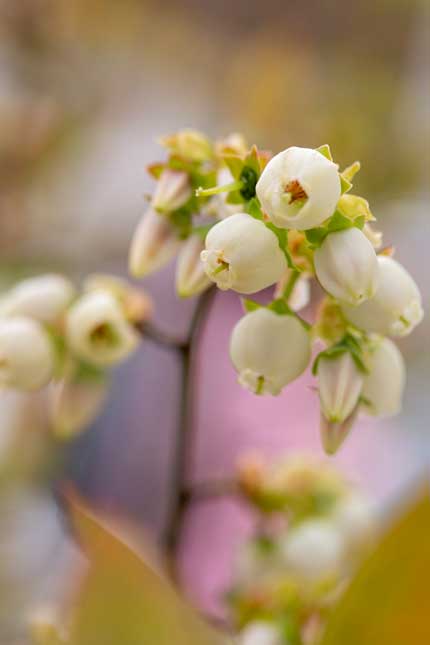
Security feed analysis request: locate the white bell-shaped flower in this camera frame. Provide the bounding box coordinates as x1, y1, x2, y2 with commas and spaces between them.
229, 308, 311, 395
317, 351, 364, 423
332, 494, 375, 554
201, 213, 286, 294
256, 146, 341, 230
0, 317, 55, 391
314, 227, 379, 305
66, 291, 139, 367
0, 274, 75, 324
129, 207, 181, 278
341, 256, 423, 337
280, 518, 345, 582
238, 622, 283, 645
175, 234, 212, 298
361, 338, 406, 417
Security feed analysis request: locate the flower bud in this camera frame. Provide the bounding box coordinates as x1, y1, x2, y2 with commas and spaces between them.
49, 378, 108, 439
280, 518, 344, 582
341, 256, 423, 337
201, 213, 286, 294
256, 146, 341, 230
238, 621, 283, 645
152, 169, 192, 213
129, 207, 181, 278
317, 351, 363, 424
361, 338, 405, 417
66, 291, 139, 367
320, 408, 358, 455
0, 274, 75, 324
230, 308, 311, 395
0, 317, 55, 390
159, 129, 213, 162
175, 234, 212, 298
314, 228, 379, 305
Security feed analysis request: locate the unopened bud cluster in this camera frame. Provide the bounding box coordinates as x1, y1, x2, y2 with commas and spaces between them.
232, 454, 375, 645
129, 130, 423, 453
0, 273, 151, 437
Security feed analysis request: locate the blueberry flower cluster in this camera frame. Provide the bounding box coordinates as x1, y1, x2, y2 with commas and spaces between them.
231, 454, 375, 645
129, 130, 423, 453
0, 273, 150, 437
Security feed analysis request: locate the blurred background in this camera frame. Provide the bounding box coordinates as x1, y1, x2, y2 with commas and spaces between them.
0, 0, 429, 640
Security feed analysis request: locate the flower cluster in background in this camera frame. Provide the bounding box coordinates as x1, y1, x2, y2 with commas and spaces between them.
231, 454, 375, 645
0, 273, 151, 438
129, 129, 423, 454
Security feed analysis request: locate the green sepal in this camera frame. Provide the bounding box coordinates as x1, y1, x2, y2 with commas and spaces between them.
241, 298, 263, 313
223, 154, 243, 180
316, 144, 333, 161
340, 175, 353, 194
74, 360, 107, 384
268, 299, 293, 315
305, 209, 365, 249
239, 165, 258, 200
341, 160, 361, 183
312, 334, 368, 376
246, 197, 264, 221
265, 222, 301, 271
170, 208, 193, 239
146, 162, 165, 180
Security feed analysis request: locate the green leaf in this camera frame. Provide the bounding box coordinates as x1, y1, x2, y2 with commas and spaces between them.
316, 144, 333, 161
68, 499, 229, 645
320, 489, 430, 645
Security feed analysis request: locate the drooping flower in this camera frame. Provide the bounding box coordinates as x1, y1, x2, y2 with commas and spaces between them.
341, 256, 423, 337
201, 213, 286, 294
49, 378, 108, 438
0, 274, 75, 325
314, 227, 379, 305
129, 207, 181, 278
66, 291, 139, 367
229, 308, 311, 395
0, 317, 55, 390
256, 146, 341, 230
361, 338, 406, 417
175, 234, 212, 298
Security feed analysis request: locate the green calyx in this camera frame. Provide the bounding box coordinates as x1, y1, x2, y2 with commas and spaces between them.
312, 333, 368, 376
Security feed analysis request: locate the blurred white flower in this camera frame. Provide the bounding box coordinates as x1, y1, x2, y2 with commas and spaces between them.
175, 234, 212, 298
238, 621, 283, 645
230, 308, 311, 395
332, 494, 375, 554
317, 352, 363, 423
48, 378, 108, 439
83, 274, 153, 323
152, 169, 192, 213
280, 518, 344, 582
0, 317, 55, 391
159, 129, 213, 162
201, 213, 286, 294
361, 338, 406, 417
341, 256, 423, 337
256, 146, 341, 230
66, 291, 139, 367
129, 207, 181, 278
0, 274, 75, 325
314, 228, 379, 305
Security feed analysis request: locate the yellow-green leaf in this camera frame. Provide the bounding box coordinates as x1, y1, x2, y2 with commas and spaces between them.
68, 499, 229, 645
321, 488, 430, 645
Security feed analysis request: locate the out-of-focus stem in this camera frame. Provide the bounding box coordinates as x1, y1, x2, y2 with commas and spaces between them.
163, 286, 216, 580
